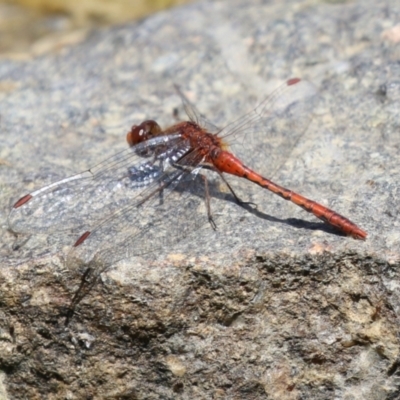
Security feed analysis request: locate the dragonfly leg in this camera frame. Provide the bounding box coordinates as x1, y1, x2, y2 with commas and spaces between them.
200, 174, 217, 230
216, 171, 258, 210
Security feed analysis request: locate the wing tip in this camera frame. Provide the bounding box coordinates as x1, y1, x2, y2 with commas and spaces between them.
287, 77, 301, 86
74, 231, 91, 247
13, 194, 33, 208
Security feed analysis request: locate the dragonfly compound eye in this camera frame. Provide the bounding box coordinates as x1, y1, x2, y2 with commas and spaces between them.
127, 120, 162, 146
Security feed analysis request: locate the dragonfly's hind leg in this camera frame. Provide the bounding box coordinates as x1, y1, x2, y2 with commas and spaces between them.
215, 171, 258, 210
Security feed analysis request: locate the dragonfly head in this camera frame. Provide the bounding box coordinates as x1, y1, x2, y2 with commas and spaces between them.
127, 120, 162, 147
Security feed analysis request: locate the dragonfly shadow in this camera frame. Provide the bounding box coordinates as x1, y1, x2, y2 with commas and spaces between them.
235, 200, 347, 237
170, 173, 346, 238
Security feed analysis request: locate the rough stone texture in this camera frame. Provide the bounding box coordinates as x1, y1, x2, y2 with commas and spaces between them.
1, 0, 400, 399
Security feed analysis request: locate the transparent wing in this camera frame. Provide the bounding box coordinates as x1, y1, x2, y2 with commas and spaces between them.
8, 134, 185, 234
219, 78, 319, 178
174, 84, 220, 133
9, 78, 318, 274
66, 150, 224, 274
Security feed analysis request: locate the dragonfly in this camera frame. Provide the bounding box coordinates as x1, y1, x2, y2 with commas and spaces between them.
8, 78, 367, 277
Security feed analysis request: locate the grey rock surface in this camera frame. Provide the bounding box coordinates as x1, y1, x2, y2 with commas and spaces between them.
0, 0, 400, 398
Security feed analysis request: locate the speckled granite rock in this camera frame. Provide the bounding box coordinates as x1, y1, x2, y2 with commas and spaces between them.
0, 0, 399, 398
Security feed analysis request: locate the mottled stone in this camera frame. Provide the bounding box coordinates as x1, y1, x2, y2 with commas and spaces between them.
0, 0, 399, 398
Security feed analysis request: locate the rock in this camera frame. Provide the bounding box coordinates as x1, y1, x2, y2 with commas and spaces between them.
0, 0, 399, 398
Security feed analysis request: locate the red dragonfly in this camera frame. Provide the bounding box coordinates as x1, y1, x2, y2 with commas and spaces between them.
8, 78, 367, 273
